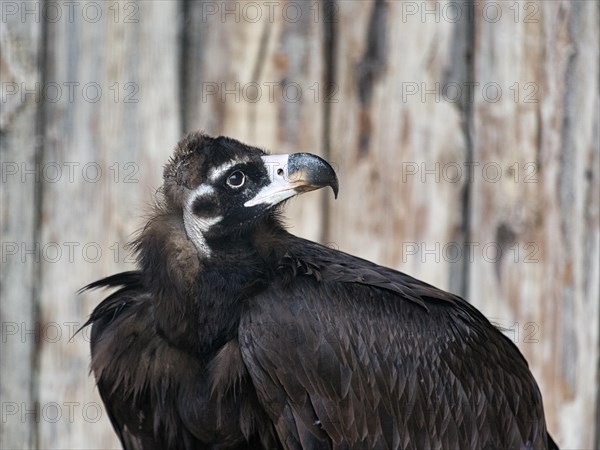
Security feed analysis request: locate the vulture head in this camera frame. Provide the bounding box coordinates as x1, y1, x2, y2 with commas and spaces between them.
162, 133, 338, 256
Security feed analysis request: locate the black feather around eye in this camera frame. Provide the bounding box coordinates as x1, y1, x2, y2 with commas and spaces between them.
192, 196, 219, 217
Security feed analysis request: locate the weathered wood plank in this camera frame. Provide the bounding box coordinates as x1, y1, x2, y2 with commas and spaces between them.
469, 1, 599, 447
183, 0, 327, 241
327, 0, 468, 294
0, 3, 41, 447
37, 2, 181, 448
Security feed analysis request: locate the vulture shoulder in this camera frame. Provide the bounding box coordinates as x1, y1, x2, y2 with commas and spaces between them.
238, 235, 553, 449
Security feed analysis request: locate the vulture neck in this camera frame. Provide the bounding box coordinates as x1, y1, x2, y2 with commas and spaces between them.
134, 205, 286, 357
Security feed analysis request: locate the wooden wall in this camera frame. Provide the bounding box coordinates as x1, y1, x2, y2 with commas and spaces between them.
1, 1, 598, 448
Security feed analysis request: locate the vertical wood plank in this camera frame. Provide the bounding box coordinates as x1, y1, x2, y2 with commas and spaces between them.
0, 3, 41, 447
328, 0, 469, 293
37, 1, 180, 447
183, 0, 327, 240
469, 1, 599, 447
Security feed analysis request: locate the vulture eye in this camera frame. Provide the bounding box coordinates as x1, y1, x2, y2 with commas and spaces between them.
226, 171, 245, 188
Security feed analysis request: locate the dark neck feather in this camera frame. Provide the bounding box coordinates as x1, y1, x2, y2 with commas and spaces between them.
132, 203, 286, 356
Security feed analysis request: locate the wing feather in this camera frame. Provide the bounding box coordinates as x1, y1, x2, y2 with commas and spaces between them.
240, 240, 552, 449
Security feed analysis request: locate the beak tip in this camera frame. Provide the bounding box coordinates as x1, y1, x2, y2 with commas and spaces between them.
331, 182, 339, 199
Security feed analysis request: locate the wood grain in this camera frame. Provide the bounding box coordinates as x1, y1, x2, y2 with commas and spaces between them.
328, 0, 468, 294
469, 1, 599, 447
0, 6, 41, 447
36, 2, 180, 447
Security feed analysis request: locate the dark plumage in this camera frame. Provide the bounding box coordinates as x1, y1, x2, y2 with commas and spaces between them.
82, 132, 558, 449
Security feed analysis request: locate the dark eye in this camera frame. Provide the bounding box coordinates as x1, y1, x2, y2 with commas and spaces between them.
226, 170, 245, 188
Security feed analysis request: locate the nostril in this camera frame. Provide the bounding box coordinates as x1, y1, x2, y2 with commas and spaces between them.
277, 168, 284, 177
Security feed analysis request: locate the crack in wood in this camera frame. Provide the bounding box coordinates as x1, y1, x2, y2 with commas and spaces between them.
355, 0, 388, 157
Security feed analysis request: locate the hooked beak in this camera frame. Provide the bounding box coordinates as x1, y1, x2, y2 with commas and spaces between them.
244, 153, 339, 207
